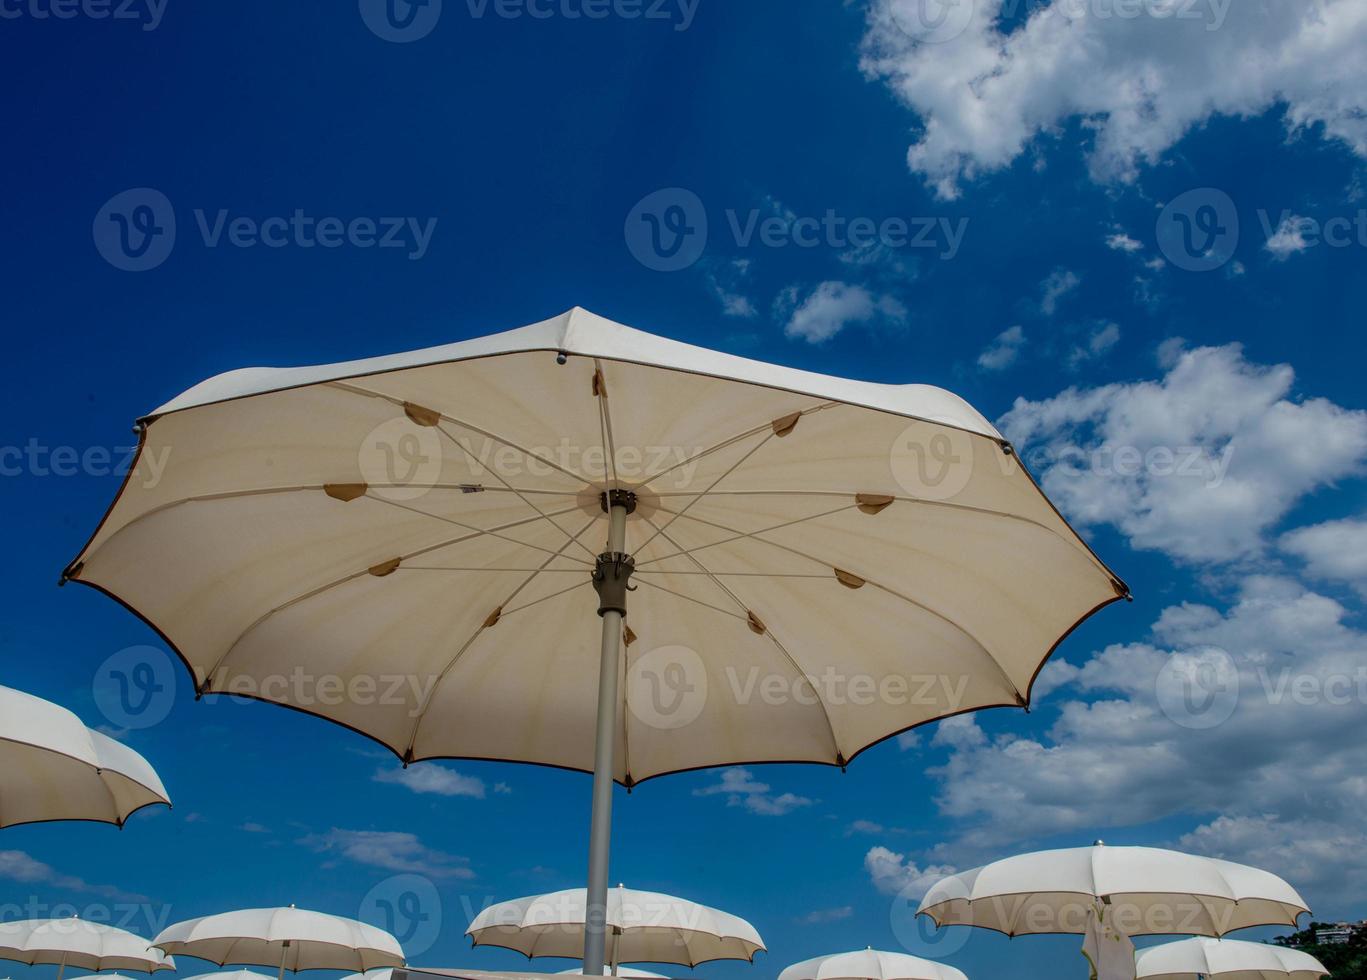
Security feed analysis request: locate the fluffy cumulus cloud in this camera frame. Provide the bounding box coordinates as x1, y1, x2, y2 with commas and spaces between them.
999, 342, 1367, 563
374, 764, 487, 798
978, 325, 1027, 370
692, 767, 815, 815
300, 828, 475, 879
1264, 215, 1314, 260
781, 281, 908, 343
1281, 518, 1367, 596
0, 850, 145, 902
914, 576, 1367, 902
864, 846, 957, 899
861, 0, 1367, 198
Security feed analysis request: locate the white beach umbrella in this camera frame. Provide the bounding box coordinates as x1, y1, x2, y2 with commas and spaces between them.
66, 307, 1125, 973
557, 970, 666, 978
0, 918, 174, 979
153, 906, 404, 977
468, 885, 763, 969
778, 948, 967, 980
0, 685, 170, 829
1134, 938, 1329, 980
919, 844, 1309, 938
180, 971, 279, 980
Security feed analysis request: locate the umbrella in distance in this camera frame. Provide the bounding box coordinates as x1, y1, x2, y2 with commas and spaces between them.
1134, 937, 1329, 980
0, 918, 174, 980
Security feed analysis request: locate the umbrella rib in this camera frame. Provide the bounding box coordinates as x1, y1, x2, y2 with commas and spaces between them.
639, 515, 844, 761
632, 430, 778, 557
594, 357, 619, 490
201, 503, 585, 687
644, 506, 1023, 704
402, 516, 599, 759
370, 495, 593, 564
644, 402, 839, 487
634, 502, 855, 569
630, 576, 747, 621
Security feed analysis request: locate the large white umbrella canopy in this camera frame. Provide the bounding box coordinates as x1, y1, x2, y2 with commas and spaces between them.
0, 918, 174, 978
0, 685, 170, 829
778, 948, 968, 980
468, 886, 764, 968
1134, 938, 1329, 980
918, 844, 1310, 938
66, 307, 1125, 972
153, 907, 404, 975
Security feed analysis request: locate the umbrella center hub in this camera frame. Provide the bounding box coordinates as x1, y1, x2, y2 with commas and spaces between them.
592, 552, 636, 617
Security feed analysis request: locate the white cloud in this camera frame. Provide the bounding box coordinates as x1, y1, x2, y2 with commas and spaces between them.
978, 325, 1027, 371
0, 851, 145, 902
1106, 231, 1144, 253
1040, 268, 1080, 315
782, 281, 908, 343
374, 765, 487, 798
1067, 321, 1121, 369
861, 0, 1367, 198
693, 767, 815, 816
1265, 215, 1313, 260
930, 715, 987, 750
300, 829, 475, 879
239, 821, 270, 834
920, 578, 1367, 902
799, 906, 855, 924
706, 258, 759, 318
847, 819, 887, 836
1000, 342, 1367, 563
1281, 518, 1367, 596
864, 846, 956, 900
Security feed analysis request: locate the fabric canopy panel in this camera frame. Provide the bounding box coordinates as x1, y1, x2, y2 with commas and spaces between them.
467, 886, 763, 967
0, 685, 170, 829
153, 907, 404, 973
0, 919, 174, 974
919, 845, 1310, 937
777, 948, 968, 980
66, 307, 1126, 784
1134, 938, 1329, 980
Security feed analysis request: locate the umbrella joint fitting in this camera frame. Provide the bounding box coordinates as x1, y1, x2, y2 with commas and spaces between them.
599, 489, 638, 515
592, 552, 637, 617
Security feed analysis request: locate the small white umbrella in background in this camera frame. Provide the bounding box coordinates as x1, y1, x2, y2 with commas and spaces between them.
153, 906, 404, 979
0, 918, 174, 979
919, 843, 1310, 980
67, 307, 1127, 973
1134, 938, 1329, 980
558, 970, 667, 978
0, 685, 170, 829
468, 885, 764, 971
181, 971, 280, 980
778, 948, 968, 980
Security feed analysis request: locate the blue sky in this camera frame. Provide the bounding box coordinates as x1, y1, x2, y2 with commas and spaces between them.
3, 2, 1367, 979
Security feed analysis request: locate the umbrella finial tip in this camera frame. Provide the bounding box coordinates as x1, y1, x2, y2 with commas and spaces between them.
1093, 839, 1105, 847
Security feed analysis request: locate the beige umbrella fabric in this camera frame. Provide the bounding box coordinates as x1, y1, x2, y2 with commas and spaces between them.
0, 685, 170, 829
0, 918, 174, 978
777, 948, 967, 980
467, 885, 764, 968
1134, 938, 1329, 980
918, 844, 1310, 938
153, 906, 404, 977
64, 306, 1125, 783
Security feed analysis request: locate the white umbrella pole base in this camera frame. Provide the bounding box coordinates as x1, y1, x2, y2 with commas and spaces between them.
584, 493, 635, 976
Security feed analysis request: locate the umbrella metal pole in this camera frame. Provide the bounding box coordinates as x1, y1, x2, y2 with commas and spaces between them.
584, 492, 635, 977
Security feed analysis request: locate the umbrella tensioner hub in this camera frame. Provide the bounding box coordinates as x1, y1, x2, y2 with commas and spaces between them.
594, 489, 638, 617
